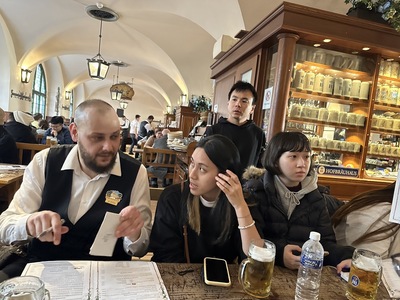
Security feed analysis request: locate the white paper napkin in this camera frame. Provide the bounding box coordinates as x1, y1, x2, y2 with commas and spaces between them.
89, 212, 119, 257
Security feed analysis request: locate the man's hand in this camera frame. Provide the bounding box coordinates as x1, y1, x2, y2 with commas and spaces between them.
51, 129, 58, 137
283, 244, 302, 270
115, 206, 144, 242
26, 211, 69, 245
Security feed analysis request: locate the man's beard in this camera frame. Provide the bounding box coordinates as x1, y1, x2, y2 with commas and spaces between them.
78, 143, 117, 174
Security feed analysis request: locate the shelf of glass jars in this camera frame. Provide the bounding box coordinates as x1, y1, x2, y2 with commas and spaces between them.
294, 61, 373, 80
373, 104, 400, 113
290, 89, 368, 107
311, 146, 362, 155
370, 127, 400, 136
378, 75, 400, 84
366, 152, 400, 160
287, 117, 364, 131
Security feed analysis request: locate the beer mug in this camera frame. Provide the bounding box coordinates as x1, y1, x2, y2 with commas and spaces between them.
346, 249, 382, 300
239, 239, 275, 299
45, 136, 52, 146
50, 137, 58, 147
0, 276, 50, 300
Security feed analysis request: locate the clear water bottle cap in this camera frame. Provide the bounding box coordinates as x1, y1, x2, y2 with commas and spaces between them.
309, 231, 320, 241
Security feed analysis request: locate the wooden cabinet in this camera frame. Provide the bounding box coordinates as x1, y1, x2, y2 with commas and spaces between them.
175, 106, 199, 137
163, 113, 175, 127
210, 2, 400, 200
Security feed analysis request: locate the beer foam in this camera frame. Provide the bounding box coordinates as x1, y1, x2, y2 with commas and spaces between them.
250, 246, 275, 262
354, 256, 380, 272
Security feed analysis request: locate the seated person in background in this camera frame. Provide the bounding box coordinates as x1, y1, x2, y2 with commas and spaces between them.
31, 113, 43, 129
148, 129, 172, 188
4, 111, 37, 165
4, 111, 37, 144
0, 99, 152, 281
150, 134, 263, 263
332, 182, 400, 259
144, 128, 162, 148
137, 130, 155, 148
41, 116, 73, 144
36, 119, 49, 136
243, 131, 353, 272
0, 107, 18, 164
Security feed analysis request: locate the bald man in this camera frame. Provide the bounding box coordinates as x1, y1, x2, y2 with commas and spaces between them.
0, 99, 151, 280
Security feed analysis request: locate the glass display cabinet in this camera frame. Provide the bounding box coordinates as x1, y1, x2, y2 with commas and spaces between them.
210, 2, 400, 200
287, 44, 375, 179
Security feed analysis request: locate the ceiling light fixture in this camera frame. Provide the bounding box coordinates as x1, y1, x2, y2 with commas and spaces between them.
87, 19, 110, 80
110, 63, 123, 101
323, 39, 331, 43
119, 101, 128, 109
21, 68, 32, 83
85, 4, 119, 80
109, 61, 133, 108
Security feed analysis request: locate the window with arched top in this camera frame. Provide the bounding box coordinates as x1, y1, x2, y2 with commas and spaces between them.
31, 64, 46, 115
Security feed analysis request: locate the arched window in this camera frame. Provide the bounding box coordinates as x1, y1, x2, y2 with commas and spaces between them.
31, 64, 46, 115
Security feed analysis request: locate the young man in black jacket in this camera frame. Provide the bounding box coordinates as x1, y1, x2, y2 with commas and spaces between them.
204, 81, 265, 174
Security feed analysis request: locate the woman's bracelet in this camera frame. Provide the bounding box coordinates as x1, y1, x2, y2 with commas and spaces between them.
238, 220, 255, 230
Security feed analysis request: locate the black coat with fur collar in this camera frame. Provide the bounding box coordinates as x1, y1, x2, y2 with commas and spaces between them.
243, 167, 354, 268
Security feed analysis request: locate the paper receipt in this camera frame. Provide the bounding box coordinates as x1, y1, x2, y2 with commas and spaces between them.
89, 211, 120, 257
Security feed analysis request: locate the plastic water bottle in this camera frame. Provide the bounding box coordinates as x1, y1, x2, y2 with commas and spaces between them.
295, 231, 324, 300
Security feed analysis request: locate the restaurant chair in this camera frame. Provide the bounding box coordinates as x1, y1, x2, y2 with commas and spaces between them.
141, 147, 177, 186
15, 142, 49, 165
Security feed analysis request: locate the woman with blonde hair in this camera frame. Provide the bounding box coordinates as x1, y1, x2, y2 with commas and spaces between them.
332, 182, 400, 259
149, 134, 263, 263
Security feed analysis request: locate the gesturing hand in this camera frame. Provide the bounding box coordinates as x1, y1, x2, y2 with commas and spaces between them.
27, 211, 69, 245
115, 206, 144, 242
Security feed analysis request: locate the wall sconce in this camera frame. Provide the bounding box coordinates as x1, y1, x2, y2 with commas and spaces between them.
65, 91, 72, 101
21, 69, 32, 83
166, 105, 172, 114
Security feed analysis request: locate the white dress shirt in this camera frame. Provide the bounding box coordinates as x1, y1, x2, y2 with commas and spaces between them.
0, 146, 152, 257
130, 119, 139, 135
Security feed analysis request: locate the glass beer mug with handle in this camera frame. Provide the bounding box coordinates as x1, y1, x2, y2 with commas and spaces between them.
239, 239, 275, 299
0, 276, 50, 299
346, 249, 382, 300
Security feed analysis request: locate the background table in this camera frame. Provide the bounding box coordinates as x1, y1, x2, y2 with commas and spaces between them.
157, 263, 390, 300
0, 164, 24, 205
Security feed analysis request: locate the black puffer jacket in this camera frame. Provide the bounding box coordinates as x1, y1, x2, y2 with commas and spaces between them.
243, 167, 354, 268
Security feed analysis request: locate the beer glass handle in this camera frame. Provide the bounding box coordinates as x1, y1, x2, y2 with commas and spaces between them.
45, 289, 50, 300
238, 258, 250, 287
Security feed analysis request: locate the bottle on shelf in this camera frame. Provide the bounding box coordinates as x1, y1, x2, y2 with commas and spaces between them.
295, 231, 324, 300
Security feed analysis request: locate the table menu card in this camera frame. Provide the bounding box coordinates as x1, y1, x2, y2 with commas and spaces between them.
22, 260, 170, 299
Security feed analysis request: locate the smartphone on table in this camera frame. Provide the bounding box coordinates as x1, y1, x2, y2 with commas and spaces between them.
203, 257, 231, 287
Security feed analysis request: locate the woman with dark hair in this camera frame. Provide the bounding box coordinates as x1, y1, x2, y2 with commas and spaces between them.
150, 134, 263, 263
243, 131, 353, 272
332, 182, 400, 259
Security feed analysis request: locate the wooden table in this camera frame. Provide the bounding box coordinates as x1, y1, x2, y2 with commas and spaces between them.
0, 164, 25, 204
157, 263, 390, 300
